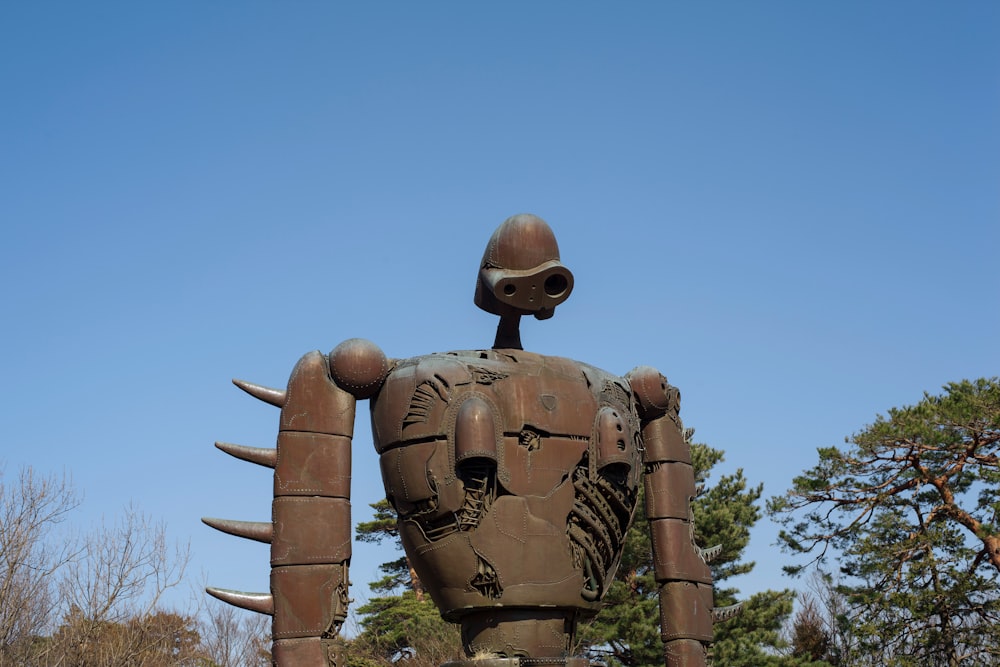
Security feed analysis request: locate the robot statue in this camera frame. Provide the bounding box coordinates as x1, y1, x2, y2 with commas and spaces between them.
204, 214, 732, 667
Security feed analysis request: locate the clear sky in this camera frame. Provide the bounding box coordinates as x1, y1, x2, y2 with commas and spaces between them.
2, 1, 998, 625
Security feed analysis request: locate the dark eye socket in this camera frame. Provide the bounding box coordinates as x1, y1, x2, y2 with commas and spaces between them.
544, 274, 568, 297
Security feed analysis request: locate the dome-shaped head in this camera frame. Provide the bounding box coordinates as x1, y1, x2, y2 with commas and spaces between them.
474, 214, 574, 321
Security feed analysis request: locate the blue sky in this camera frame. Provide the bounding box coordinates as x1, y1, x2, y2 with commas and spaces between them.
2, 2, 998, 624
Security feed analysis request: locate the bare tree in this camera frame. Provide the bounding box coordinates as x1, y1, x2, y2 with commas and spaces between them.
0, 466, 225, 666
48, 504, 193, 666
0, 466, 80, 666
199, 600, 271, 667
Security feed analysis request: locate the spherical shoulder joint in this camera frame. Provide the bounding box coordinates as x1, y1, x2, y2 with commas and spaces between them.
626, 365, 680, 421
328, 338, 391, 399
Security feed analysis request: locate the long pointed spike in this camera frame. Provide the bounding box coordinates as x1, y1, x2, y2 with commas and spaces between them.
202, 517, 273, 544
713, 602, 743, 623
700, 544, 724, 563
206, 587, 274, 615
232, 379, 286, 407
215, 441, 277, 468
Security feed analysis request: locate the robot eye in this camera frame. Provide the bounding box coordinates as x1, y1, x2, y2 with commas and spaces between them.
544, 274, 568, 297
503, 284, 517, 296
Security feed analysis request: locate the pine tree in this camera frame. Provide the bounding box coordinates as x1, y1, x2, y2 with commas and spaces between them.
768, 378, 1000, 665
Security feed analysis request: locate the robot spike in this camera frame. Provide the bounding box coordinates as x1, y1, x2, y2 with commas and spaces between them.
700, 544, 723, 563
713, 602, 743, 623
215, 441, 277, 468
232, 378, 286, 407
206, 587, 274, 615
202, 517, 273, 544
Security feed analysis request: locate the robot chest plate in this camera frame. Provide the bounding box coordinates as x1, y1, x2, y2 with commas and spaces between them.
371, 349, 641, 499
371, 349, 627, 449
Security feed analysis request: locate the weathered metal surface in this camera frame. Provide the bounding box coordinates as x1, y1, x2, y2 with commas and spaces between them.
205, 214, 724, 666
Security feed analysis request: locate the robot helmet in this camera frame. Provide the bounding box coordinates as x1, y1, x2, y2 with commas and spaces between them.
474, 214, 574, 321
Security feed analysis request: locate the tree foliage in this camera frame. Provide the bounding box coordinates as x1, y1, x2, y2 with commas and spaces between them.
768, 378, 1000, 665
47, 608, 203, 666
350, 591, 460, 667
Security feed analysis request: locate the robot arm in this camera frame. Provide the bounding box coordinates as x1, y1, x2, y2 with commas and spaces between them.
205, 339, 389, 667
627, 367, 714, 667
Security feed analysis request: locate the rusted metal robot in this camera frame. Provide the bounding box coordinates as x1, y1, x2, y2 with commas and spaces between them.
204, 214, 725, 666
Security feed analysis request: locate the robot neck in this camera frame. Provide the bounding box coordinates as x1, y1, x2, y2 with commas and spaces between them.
493, 314, 523, 350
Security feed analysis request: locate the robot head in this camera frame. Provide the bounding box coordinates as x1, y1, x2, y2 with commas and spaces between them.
474, 214, 574, 321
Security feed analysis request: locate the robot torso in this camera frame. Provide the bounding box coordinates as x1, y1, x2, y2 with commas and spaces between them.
371, 348, 644, 622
